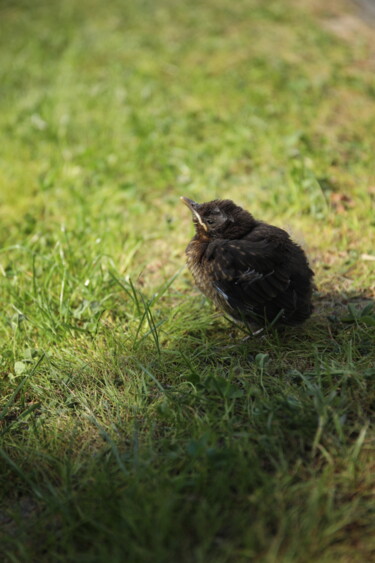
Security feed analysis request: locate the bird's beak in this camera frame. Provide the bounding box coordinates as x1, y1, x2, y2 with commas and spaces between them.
180, 196, 208, 231
180, 196, 198, 211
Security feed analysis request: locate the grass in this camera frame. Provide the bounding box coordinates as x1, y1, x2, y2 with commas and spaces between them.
0, 0, 374, 560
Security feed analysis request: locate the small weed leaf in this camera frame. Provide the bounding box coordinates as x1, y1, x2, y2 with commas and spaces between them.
342, 303, 375, 326
0, 354, 44, 423
14, 361, 27, 376
201, 375, 244, 399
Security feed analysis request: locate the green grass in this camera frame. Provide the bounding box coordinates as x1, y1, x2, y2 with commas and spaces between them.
1, 0, 374, 561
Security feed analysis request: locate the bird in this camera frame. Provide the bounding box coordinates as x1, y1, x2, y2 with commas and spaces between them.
181, 196, 314, 330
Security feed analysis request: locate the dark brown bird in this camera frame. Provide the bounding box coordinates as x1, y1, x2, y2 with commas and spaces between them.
181, 197, 314, 329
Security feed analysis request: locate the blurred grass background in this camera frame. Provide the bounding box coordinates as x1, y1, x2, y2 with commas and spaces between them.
0, 0, 374, 561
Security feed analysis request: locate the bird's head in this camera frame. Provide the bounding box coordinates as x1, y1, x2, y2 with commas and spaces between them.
181, 197, 256, 239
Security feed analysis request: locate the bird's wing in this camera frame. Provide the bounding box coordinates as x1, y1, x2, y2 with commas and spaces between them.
206, 239, 291, 314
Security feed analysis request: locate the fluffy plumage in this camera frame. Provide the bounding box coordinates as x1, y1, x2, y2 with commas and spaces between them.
181, 197, 314, 328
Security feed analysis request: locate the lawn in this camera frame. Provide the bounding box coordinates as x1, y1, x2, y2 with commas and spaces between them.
0, 0, 374, 561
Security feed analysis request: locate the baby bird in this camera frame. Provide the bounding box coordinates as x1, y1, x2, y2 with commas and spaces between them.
181, 197, 314, 329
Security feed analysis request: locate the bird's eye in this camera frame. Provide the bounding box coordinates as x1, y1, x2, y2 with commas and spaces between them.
206, 218, 215, 225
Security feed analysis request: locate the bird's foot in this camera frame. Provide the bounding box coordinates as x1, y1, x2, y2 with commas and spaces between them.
241, 327, 264, 341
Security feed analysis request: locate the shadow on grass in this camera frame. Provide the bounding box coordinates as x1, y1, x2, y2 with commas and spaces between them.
0, 293, 374, 561
175, 289, 375, 356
